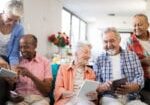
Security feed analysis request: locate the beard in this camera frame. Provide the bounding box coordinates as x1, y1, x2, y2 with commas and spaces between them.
106, 49, 117, 56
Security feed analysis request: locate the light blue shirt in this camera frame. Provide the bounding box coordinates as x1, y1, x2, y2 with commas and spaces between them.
7, 22, 24, 65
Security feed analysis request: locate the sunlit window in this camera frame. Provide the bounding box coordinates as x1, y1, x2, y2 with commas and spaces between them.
61, 9, 71, 36
80, 21, 86, 41
120, 33, 131, 49
61, 8, 87, 53
71, 16, 79, 50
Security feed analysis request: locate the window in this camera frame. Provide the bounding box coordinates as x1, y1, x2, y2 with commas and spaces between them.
71, 16, 80, 50
120, 32, 131, 49
61, 8, 87, 52
61, 9, 71, 36
80, 21, 86, 41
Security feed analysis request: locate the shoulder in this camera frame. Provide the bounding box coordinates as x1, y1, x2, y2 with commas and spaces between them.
96, 52, 108, 62
13, 23, 24, 30
121, 50, 138, 60
122, 49, 136, 55
12, 23, 24, 36
59, 64, 70, 71
36, 53, 49, 64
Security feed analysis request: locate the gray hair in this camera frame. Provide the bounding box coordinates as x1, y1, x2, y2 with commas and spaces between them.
102, 27, 121, 40
75, 41, 92, 52
134, 13, 149, 23
4, 0, 23, 17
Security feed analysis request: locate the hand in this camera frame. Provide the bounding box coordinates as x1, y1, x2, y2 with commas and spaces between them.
96, 81, 112, 93
141, 57, 150, 66
115, 83, 139, 95
0, 58, 10, 69
62, 90, 74, 98
86, 91, 97, 100
16, 66, 32, 78
3, 77, 16, 89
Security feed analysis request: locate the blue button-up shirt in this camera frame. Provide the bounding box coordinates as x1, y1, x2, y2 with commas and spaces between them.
7, 23, 24, 65
93, 49, 144, 100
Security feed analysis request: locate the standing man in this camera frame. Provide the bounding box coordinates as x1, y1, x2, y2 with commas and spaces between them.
126, 13, 150, 104
94, 27, 146, 105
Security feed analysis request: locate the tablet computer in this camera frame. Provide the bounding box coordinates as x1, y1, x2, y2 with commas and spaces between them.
0, 67, 17, 78
111, 78, 127, 91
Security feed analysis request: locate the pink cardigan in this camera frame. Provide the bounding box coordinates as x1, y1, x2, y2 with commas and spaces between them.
54, 64, 96, 105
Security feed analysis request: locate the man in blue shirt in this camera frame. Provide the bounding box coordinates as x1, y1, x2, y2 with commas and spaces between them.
93, 27, 146, 105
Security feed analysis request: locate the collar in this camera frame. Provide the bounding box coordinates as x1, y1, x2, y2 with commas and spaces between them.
133, 31, 150, 41
66, 61, 90, 73
103, 47, 123, 56
21, 52, 40, 63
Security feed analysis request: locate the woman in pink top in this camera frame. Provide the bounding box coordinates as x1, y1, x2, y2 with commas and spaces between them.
54, 41, 96, 105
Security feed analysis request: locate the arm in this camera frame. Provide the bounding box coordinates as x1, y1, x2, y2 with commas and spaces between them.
141, 56, 150, 66
116, 52, 144, 95
17, 66, 52, 96
54, 65, 74, 102
96, 81, 112, 93
29, 73, 52, 96
116, 82, 140, 95
131, 52, 144, 89
9, 23, 24, 66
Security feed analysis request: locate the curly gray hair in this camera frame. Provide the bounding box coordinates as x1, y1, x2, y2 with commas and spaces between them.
75, 41, 92, 52
4, 0, 23, 17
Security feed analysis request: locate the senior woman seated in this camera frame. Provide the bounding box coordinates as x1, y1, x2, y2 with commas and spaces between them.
54, 41, 96, 105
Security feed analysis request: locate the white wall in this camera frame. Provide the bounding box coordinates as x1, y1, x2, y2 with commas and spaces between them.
87, 16, 134, 59
87, 23, 102, 60
23, 0, 63, 57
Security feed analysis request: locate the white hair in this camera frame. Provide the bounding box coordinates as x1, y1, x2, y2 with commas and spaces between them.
75, 40, 92, 52
4, 0, 23, 17
103, 27, 121, 40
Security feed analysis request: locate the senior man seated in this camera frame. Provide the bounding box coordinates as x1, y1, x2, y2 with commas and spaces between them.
7, 34, 52, 105
93, 27, 147, 105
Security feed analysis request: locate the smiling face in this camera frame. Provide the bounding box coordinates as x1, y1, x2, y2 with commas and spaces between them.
133, 16, 149, 36
19, 35, 37, 60
102, 31, 120, 55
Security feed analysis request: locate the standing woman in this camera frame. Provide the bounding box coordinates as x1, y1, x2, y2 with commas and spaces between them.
126, 13, 150, 105
0, 0, 24, 104
0, 0, 24, 68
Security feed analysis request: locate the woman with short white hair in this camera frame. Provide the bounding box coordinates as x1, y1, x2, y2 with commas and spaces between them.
54, 41, 96, 105
0, 0, 24, 104
0, 0, 24, 67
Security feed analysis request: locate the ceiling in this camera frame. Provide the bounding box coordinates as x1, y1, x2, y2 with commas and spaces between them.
63, 0, 150, 30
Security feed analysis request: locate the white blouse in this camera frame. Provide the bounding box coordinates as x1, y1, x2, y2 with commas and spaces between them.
0, 32, 11, 56
73, 68, 85, 95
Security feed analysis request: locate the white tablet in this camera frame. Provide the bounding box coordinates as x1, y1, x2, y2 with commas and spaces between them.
77, 80, 99, 99
0, 67, 17, 78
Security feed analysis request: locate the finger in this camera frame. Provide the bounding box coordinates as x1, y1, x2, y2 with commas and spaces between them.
116, 87, 127, 95
107, 81, 112, 85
